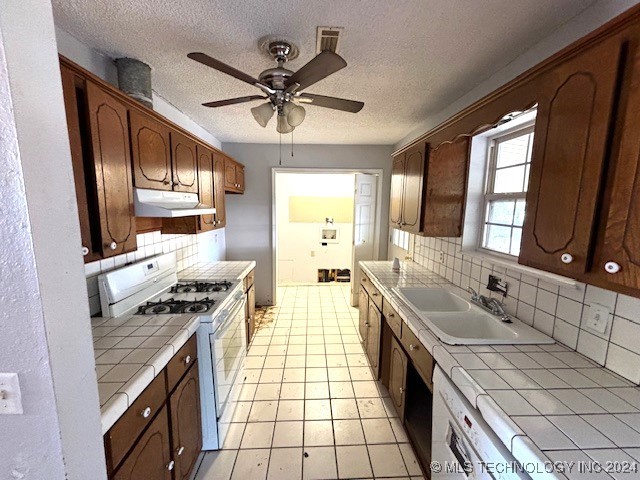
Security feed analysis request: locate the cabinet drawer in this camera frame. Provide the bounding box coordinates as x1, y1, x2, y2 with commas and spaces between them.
400, 325, 434, 388
383, 300, 402, 339
167, 335, 197, 393
361, 274, 382, 311
106, 371, 167, 470
244, 269, 255, 291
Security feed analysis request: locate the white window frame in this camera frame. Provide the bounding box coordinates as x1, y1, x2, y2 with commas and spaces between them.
391, 228, 410, 251
478, 123, 535, 260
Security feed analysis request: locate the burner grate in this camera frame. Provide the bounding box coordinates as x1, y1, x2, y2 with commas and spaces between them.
135, 297, 216, 315
170, 281, 233, 294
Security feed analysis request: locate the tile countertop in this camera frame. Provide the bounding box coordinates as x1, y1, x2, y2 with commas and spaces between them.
91, 260, 256, 434
360, 261, 640, 479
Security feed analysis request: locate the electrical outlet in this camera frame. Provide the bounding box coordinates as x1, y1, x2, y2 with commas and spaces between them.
438, 251, 445, 264
0, 373, 22, 415
585, 303, 610, 335
310, 251, 315, 257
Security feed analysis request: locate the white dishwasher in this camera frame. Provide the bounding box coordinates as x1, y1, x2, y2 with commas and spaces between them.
432, 366, 530, 480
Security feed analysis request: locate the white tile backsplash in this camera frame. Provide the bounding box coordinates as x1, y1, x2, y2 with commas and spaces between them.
85, 231, 202, 316
409, 235, 640, 385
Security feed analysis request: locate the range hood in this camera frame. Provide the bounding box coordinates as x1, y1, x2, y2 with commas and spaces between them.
134, 188, 216, 218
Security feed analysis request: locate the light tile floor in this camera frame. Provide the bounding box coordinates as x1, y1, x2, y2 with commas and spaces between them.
194, 284, 424, 480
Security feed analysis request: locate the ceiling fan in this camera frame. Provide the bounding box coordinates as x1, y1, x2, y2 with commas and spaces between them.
187, 40, 364, 133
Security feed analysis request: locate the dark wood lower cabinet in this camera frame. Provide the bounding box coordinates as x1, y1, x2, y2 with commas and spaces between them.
169, 363, 202, 480
113, 405, 173, 480
358, 288, 369, 343
246, 283, 256, 345
366, 301, 382, 377
389, 336, 408, 422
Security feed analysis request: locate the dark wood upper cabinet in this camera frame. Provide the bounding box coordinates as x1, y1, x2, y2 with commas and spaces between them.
389, 155, 405, 227
86, 81, 137, 257
224, 157, 245, 193
592, 39, 640, 291
197, 145, 216, 231
389, 142, 426, 233
423, 137, 470, 237
169, 362, 202, 480
519, 38, 623, 277
113, 405, 172, 480
213, 152, 227, 228
129, 109, 172, 190
389, 335, 408, 422
60, 65, 99, 262
171, 131, 198, 193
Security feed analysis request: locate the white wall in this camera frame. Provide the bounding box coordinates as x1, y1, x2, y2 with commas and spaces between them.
0, 1, 106, 478
277, 173, 355, 284
222, 143, 394, 305
395, 0, 640, 151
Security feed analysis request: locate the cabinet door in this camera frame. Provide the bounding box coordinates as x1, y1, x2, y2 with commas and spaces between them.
358, 288, 369, 344
86, 81, 137, 257
366, 302, 381, 379
246, 284, 256, 344
113, 405, 172, 480
389, 336, 408, 421
197, 145, 216, 231
423, 137, 470, 237
389, 154, 405, 228
519, 38, 622, 277
213, 153, 227, 228
60, 66, 98, 262
595, 43, 640, 290
224, 158, 238, 190
169, 363, 202, 480
171, 131, 198, 193
235, 164, 245, 192
401, 142, 426, 233
129, 109, 172, 190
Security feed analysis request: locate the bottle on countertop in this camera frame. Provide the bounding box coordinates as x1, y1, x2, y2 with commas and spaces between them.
392, 257, 400, 273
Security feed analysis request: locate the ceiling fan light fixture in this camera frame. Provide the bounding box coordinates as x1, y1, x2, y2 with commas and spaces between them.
284, 102, 306, 127
251, 102, 274, 127
276, 113, 295, 134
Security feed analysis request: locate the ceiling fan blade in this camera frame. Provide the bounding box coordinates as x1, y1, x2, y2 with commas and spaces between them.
202, 95, 266, 108
297, 93, 364, 113
188, 52, 274, 94
285, 51, 347, 91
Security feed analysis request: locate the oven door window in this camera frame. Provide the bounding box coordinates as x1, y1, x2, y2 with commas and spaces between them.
211, 302, 246, 415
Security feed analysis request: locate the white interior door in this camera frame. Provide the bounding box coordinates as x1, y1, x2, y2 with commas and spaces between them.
351, 173, 378, 306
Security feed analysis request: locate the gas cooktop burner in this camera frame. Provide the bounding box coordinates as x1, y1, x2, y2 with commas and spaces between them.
135, 297, 216, 315
170, 281, 233, 293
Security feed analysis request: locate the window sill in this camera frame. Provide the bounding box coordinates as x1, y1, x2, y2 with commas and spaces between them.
459, 248, 579, 288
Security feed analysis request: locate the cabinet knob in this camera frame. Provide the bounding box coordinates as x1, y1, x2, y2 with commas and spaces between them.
409, 344, 417, 352
399, 387, 404, 394
109, 242, 117, 250
604, 261, 621, 274
141, 406, 152, 418
561, 253, 573, 264
81, 246, 89, 256
167, 461, 175, 471
401, 222, 407, 226
184, 355, 192, 365
163, 180, 170, 185
364, 322, 370, 327
388, 313, 395, 318
177, 446, 185, 456
372, 292, 379, 297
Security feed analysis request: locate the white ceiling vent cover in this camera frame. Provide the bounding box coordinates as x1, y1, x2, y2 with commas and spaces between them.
316, 27, 343, 54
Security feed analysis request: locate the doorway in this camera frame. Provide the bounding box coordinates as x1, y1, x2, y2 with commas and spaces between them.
272, 169, 383, 306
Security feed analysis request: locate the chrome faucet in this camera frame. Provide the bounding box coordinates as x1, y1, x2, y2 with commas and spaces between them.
468, 287, 512, 322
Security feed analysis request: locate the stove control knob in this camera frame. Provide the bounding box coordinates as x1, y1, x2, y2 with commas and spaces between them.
142, 407, 152, 418
81, 246, 89, 256
184, 355, 192, 365
109, 242, 117, 250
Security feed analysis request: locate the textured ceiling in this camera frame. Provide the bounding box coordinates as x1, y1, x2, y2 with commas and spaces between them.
52, 0, 596, 145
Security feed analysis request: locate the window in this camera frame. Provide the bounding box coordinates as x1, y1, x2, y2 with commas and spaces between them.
481, 125, 534, 257
391, 228, 410, 250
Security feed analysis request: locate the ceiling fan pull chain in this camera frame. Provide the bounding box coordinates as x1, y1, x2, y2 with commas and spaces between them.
279, 132, 282, 166
291, 130, 294, 158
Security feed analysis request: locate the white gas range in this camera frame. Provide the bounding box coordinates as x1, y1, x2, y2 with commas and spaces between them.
97, 252, 247, 450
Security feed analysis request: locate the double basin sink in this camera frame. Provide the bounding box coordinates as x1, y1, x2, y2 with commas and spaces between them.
395, 287, 554, 345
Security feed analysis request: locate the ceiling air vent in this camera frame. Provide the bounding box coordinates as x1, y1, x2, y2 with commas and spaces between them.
316, 27, 343, 54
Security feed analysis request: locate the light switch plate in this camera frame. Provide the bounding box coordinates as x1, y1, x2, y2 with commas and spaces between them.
0, 373, 23, 414
585, 303, 610, 335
